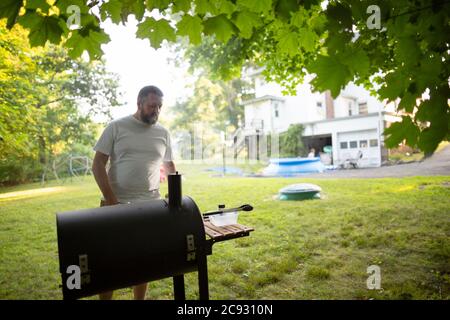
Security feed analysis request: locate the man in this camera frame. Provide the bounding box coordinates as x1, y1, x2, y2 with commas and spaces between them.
92, 85, 176, 300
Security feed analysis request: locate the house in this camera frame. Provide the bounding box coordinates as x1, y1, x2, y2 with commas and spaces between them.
240, 68, 401, 167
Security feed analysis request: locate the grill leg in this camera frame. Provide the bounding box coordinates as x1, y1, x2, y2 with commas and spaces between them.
197, 253, 209, 300
173, 275, 185, 300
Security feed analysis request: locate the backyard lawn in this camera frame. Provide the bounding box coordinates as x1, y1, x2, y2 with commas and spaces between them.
0, 164, 449, 300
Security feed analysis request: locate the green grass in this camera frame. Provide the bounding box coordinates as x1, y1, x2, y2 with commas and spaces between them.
388, 141, 450, 163
388, 152, 424, 163
1, 164, 449, 300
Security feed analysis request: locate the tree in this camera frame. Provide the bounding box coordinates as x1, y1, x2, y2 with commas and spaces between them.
280, 124, 306, 157
0, 20, 122, 184
168, 74, 238, 160
1, 0, 449, 154
166, 37, 254, 133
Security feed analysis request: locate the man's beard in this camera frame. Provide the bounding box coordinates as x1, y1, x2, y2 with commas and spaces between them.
141, 110, 158, 124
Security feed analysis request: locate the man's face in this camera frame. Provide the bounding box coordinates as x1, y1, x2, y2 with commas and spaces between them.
139, 93, 162, 125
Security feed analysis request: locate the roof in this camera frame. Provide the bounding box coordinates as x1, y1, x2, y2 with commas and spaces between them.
300, 111, 400, 127
241, 95, 285, 106
243, 66, 265, 78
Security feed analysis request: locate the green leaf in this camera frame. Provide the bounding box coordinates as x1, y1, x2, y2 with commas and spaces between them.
390, 14, 417, 38
215, 0, 236, 16
297, 28, 317, 52
351, 50, 370, 78
119, 0, 146, 23
398, 93, 417, 113
84, 30, 110, 59
18, 14, 64, 46
338, 48, 370, 78
415, 89, 448, 124
0, 0, 23, 29
384, 116, 419, 148
395, 36, 421, 66
308, 55, 351, 98
203, 14, 236, 43
378, 71, 407, 101
145, 0, 171, 11
66, 29, 111, 60
172, 0, 192, 13
418, 123, 448, 154
324, 30, 351, 55
195, 0, 219, 15
326, 2, 352, 30
237, 0, 272, 14
25, 0, 50, 11
290, 9, 308, 28
132, 0, 146, 21
275, 0, 298, 20
136, 17, 176, 48
416, 55, 442, 92
65, 32, 84, 58
277, 30, 299, 56
17, 11, 42, 30
25, 0, 50, 12
176, 14, 203, 45
233, 11, 261, 39
100, 0, 123, 24
54, 0, 88, 13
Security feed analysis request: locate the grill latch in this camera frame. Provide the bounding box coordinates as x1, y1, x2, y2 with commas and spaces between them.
186, 234, 196, 261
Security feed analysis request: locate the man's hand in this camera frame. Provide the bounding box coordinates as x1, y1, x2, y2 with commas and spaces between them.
92, 151, 119, 205
163, 161, 176, 176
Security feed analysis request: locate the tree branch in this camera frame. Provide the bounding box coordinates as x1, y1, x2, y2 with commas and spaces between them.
35, 96, 66, 108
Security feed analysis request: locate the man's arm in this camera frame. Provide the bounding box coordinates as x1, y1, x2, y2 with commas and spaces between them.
163, 161, 176, 176
92, 151, 119, 205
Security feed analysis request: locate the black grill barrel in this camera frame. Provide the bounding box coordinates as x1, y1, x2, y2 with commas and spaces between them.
56, 196, 206, 300
56, 171, 253, 300
168, 171, 182, 209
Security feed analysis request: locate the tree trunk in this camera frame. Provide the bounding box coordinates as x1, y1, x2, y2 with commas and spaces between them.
38, 134, 47, 166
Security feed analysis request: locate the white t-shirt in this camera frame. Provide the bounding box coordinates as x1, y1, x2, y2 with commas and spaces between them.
93, 115, 173, 203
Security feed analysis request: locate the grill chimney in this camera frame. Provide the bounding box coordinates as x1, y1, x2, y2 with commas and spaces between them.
168, 171, 182, 209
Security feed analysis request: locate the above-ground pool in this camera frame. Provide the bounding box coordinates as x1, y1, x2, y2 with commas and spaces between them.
262, 157, 325, 176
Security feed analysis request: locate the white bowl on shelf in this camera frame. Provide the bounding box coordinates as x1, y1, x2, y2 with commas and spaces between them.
209, 212, 239, 227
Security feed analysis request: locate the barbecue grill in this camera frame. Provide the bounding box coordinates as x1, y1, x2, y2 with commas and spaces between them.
56, 172, 254, 300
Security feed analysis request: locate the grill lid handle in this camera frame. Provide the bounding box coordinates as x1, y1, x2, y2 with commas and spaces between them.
239, 204, 253, 212
203, 204, 253, 216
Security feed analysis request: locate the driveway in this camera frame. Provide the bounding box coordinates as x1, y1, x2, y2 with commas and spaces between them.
304, 145, 450, 178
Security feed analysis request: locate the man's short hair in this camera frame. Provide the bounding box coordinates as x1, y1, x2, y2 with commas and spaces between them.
137, 85, 164, 106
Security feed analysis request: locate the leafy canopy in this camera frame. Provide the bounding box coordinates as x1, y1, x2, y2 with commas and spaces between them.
0, 20, 122, 184
1, 0, 449, 154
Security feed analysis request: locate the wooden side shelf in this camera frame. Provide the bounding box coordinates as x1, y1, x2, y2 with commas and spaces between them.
203, 217, 254, 243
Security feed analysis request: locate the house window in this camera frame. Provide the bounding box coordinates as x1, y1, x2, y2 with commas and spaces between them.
259, 77, 266, 87
360, 140, 368, 148
348, 102, 353, 116
349, 141, 357, 148
340, 142, 348, 149
370, 139, 379, 147
359, 102, 368, 115
274, 104, 279, 118
316, 102, 323, 108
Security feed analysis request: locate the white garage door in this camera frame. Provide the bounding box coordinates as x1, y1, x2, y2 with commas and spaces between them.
337, 129, 380, 167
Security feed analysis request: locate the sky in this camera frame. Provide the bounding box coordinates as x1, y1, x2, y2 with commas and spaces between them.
100, 17, 191, 122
